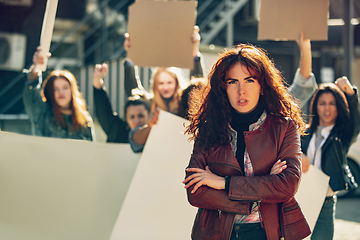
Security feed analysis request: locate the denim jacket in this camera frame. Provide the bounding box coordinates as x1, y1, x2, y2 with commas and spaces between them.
288, 68, 318, 107
23, 75, 95, 141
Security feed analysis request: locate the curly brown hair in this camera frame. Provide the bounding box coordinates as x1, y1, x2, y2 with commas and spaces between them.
185, 44, 305, 149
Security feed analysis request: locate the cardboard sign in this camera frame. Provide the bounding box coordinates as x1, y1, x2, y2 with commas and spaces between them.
37, 0, 59, 71
127, 1, 197, 69
0, 131, 140, 240
109, 111, 197, 240
258, 0, 329, 41
295, 165, 330, 239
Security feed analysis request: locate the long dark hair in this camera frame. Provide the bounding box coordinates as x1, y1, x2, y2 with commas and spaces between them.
185, 44, 305, 149
41, 70, 91, 131
308, 83, 349, 133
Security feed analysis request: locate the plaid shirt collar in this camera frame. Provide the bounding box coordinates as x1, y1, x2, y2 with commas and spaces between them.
229, 111, 267, 155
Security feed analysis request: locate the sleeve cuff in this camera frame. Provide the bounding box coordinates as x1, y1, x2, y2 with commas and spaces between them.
293, 68, 316, 87
225, 176, 231, 192
124, 59, 134, 68
128, 125, 145, 153
346, 87, 358, 100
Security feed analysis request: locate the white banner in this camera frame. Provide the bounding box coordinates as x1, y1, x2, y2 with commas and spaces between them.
295, 165, 330, 239
0, 131, 140, 240
109, 110, 197, 240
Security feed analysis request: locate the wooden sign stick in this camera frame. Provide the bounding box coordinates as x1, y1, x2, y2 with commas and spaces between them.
37, 0, 59, 72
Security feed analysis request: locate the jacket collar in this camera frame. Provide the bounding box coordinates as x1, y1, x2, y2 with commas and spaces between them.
208, 111, 268, 176
228, 111, 267, 156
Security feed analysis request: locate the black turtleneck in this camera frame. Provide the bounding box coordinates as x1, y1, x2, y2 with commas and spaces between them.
230, 97, 264, 172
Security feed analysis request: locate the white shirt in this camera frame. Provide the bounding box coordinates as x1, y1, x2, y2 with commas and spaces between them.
307, 124, 336, 196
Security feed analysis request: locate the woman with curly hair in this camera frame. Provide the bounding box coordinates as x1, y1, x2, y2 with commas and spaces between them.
182, 44, 311, 240
23, 47, 95, 141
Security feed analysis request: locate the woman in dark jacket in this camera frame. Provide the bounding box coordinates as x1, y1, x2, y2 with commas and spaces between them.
301, 78, 360, 240
182, 44, 311, 240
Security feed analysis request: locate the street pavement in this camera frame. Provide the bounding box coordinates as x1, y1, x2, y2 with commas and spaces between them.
334, 194, 360, 240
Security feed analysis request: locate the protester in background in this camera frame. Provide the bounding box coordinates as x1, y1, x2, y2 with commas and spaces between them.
23, 47, 95, 141
301, 77, 360, 240
182, 44, 311, 240
123, 26, 204, 117
123, 26, 204, 152
93, 63, 151, 144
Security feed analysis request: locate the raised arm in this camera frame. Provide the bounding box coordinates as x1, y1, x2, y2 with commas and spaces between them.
93, 63, 129, 143
190, 25, 205, 79
23, 47, 50, 125
296, 32, 311, 79
335, 76, 360, 145
288, 32, 317, 107
123, 33, 149, 98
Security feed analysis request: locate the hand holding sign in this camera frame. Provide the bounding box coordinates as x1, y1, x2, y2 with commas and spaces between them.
27, 47, 51, 81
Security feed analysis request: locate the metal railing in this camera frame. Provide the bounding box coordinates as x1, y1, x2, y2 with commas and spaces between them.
0, 0, 132, 114
1, 0, 250, 115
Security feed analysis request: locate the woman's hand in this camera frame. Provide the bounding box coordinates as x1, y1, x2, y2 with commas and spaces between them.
335, 76, 355, 96
27, 46, 51, 81
296, 32, 312, 79
191, 25, 201, 57
93, 63, 108, 89
183, 166, 225, 193
123, 33, 131, 52
270, 159, 287, 175
296, 32, 311, 53
302, 153, 310, 173
148, 108, 160, 127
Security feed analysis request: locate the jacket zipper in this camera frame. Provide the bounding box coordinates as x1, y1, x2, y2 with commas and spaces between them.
278, 203, 285, 240
227, 216, 236, 240
257, 200, 264, 228
225, 200, 264, 239
332, 138, 348, 190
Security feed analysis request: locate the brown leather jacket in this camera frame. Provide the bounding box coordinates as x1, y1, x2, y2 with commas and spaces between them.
185, 114, 311, 240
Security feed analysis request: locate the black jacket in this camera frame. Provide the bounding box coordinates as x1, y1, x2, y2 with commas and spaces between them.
93, 87, 129, 143
301, 89, 360, 191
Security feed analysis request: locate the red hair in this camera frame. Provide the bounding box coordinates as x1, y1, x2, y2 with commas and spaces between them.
41, 70, 91, 131
186, 44, 305, 149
